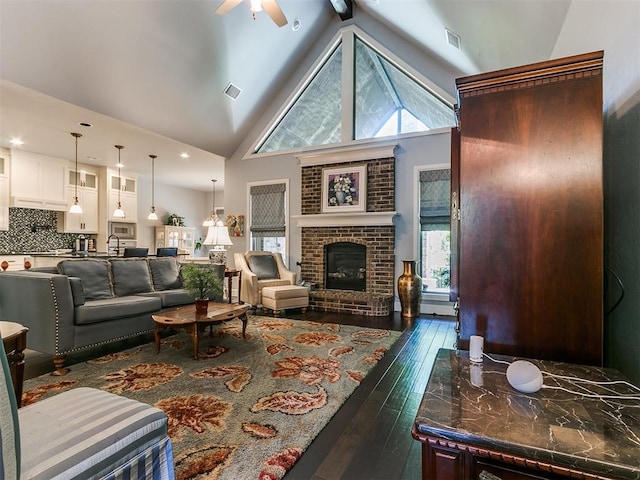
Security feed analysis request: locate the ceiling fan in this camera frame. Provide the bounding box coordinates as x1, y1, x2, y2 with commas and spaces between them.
215, 0, 288, 27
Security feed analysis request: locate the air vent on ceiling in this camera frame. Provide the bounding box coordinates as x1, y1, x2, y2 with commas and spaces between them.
224, 82, 242, 100
445, 28, 461, 50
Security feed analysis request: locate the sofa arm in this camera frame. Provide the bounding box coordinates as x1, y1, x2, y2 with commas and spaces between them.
0, 271, 76, 355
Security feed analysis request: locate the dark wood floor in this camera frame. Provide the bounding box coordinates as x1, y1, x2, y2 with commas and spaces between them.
284, 311, 457, 480
23, 309, 457, 480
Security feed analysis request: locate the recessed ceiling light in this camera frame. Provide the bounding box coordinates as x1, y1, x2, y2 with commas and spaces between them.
78, 121, 93, 128
292, 18, 301, 31
180, 153, 190, 159
10, 138, 24, 146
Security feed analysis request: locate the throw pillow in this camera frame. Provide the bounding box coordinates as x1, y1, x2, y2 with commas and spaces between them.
247, 254, 280, 280
109, 258, 154, 297
148, 257, 182, 291
57, 259, 113, 300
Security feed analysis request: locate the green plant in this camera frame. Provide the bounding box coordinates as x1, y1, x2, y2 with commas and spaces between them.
166, 213, 185, 226
181, 263, 222, 300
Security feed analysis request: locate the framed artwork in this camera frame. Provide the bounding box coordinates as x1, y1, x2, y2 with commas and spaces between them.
322, 165, 367, 213
226, 214, 244, 237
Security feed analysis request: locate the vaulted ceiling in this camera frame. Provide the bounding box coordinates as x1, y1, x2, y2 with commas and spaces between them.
0, 0, 572, 190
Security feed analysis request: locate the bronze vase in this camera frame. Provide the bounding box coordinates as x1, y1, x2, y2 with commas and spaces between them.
398, 260, 422, 318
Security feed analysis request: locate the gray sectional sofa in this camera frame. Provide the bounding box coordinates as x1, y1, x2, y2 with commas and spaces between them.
0, 257, 224, 374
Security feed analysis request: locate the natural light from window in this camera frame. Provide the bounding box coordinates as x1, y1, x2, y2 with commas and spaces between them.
254, 29, 455, 155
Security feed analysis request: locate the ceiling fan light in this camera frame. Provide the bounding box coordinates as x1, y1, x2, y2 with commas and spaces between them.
250, 0, 262, 13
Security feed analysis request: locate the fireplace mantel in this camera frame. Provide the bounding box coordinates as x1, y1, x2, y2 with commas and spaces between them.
292, 211, 398, 227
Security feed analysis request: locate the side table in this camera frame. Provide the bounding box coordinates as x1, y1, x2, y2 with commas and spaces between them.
224, 268, 242, 304
1, 321, 28, 407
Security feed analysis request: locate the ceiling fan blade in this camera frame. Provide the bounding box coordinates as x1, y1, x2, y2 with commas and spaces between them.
262, 0, 288, 27
214, 0, 243, 15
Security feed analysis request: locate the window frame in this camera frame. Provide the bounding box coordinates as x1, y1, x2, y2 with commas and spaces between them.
246, 178, 290, 264
245, 25, 455, 160
413, 163, 451, 298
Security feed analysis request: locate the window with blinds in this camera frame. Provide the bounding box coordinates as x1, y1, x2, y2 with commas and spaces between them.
249, 182, 287, 262
419, 168, 451, 293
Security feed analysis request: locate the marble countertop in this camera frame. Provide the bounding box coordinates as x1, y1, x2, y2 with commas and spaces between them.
414, 349, 640, 479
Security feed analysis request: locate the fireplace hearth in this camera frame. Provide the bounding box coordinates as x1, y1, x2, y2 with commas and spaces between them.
325, 242, 366, 291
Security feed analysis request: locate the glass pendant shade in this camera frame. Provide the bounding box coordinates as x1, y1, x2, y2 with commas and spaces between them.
202, 179, 218, 226
69, 132, 83, 214
147, 154, 158, 220
113, 145, 126, 218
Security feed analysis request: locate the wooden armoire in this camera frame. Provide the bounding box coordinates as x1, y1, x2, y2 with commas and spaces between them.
451, 51, 604, 366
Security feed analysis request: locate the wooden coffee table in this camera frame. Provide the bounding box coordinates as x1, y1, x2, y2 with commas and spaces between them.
152, 302, 249, 359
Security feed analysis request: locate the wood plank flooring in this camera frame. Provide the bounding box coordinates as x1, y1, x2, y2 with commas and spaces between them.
284, 312, 457, 480
23, 309, 457, 480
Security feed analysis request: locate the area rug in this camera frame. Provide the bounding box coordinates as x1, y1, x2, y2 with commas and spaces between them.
23, 315, 401, 480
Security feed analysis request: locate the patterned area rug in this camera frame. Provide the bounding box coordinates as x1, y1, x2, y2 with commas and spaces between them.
23, 316, 401, 479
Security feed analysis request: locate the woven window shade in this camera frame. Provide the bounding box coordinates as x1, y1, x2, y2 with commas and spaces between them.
420, 169, 450, 226
250, 183, 286, 237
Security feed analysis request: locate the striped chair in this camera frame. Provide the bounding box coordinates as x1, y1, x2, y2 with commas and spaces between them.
0, 341, 175, 480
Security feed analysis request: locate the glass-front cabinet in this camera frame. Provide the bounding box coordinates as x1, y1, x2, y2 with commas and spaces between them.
155, 226, 195, 256
59, 166, 99, 233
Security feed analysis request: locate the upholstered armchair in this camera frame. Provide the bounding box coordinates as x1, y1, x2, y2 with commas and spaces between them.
234, 251, 297, 309
0, 339, 175, 480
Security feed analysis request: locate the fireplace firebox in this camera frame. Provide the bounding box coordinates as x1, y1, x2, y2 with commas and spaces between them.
324, 242, 366, 291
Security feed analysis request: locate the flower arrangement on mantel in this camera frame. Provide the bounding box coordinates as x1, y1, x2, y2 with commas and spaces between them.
329, 174, 357, 206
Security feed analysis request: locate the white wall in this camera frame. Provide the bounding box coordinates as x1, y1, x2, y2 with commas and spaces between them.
136, 179, 210, 254
551, 1, 640, 382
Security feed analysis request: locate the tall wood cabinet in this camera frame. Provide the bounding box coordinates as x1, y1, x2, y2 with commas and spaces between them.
452, 51, 604, 365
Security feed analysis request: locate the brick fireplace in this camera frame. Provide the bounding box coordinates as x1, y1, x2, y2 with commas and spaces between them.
294, 143, 398, 316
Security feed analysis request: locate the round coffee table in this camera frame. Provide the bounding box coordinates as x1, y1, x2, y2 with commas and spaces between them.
152, 302, 249, 359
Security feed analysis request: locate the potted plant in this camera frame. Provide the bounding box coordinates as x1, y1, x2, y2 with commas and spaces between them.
181, 263, 223, 313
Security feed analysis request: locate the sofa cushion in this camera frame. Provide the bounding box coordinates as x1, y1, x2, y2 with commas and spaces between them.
247, 255, 280, 280
57, 259, 112, 300
75, 296, 162, 325
109, 258, 154, 297
148, 257, 182, 291
140, 289, 194, 308
68, 277, 86, 307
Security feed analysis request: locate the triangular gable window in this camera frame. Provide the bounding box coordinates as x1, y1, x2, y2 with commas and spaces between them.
254, 28, 454, 155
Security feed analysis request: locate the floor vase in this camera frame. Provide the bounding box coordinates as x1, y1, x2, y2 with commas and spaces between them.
398, 260, 422, 318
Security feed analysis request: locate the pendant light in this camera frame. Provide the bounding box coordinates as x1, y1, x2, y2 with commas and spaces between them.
147, 154, 158, 221
68, 132, 83, 214
113, 145, 126, 218
202, 179, 218, 227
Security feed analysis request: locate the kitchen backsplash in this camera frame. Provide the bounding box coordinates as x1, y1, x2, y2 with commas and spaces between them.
0, 208, 79, 253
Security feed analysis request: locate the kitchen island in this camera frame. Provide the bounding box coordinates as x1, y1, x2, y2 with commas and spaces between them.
412, 348, 640, 480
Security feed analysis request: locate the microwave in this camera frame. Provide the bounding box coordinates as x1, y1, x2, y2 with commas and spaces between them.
109, 222, 137, 240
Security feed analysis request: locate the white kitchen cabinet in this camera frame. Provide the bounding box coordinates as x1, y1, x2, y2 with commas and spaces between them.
0, 156, 9, 230
58, 186, 99, 233
10, 150, 67, 211
108, 171, 137, 222
155, 226, 195, 256
58, 167, 99, 233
